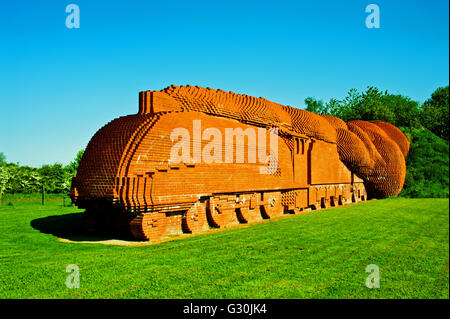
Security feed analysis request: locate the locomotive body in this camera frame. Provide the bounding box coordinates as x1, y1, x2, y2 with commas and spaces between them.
70, 85, 408, 241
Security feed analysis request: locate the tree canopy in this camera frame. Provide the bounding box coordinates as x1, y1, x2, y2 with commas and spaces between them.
420, 85, 449, 140
0, 150, 84, 194
304, 86, 421, 127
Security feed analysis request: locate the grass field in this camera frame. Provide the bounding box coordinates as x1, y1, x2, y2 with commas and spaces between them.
0, 195, 448, 299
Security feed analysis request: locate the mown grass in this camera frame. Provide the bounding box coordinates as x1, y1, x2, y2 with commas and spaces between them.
0, 196, 448, 299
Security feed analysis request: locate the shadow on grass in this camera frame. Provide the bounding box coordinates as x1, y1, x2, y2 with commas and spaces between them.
30, 212, 137, 242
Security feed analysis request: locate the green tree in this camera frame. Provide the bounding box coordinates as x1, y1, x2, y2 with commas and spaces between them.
304, 87, 420, 127
0, 165, 9, 199
64, 149, 84, 191
2, 164, 41, 194
38, 163, 69, 193
304, 97, 327, 114
0, 149, 85, 195
382, 94, 420, 128
326, 98, 343, 117
400, 127, 449, 198
65, 149, 84, 175
0, 152, 5, 165
420, 85, 449, 140
342, 87, 395, 123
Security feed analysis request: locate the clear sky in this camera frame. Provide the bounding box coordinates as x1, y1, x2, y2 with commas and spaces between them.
0, 0, 448, 167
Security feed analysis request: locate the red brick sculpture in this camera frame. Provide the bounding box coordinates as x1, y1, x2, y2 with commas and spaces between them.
70, 85, 409, 241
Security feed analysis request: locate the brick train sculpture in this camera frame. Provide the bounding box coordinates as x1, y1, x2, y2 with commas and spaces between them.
69, 85, 409, 241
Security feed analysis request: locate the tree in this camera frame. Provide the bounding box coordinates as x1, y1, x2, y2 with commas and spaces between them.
345, 87, 395, 123
382, 94, 420, 128
38, 163, 69, 193
303, 87, 420, 126
0, 165, 9, 199
0, 152, 5, 165
420, 86, 449, 140
399, 127, 449, 198
0, 149, 86, 195
326, 98, 344, 117
304, 97, 327, 114
65, 149, 84, 175
63, 149, 85, 192
4, 164, 41, 194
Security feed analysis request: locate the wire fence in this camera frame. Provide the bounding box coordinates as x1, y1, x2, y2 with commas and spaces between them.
0, 192, 74, 207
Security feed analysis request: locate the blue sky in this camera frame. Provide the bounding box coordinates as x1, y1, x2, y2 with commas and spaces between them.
0, 0, 448, 167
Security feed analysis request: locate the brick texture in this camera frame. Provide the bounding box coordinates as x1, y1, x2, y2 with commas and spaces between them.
70, 85, 409, 241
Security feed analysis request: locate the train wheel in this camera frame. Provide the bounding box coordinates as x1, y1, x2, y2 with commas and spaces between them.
361, 190, 367, 201
183, 203, 209, 234
321, 197, 328, 209
261, 192, 283, 218
330, 196, 337, 207
129, 212, 167, 241
237, 207, 263, 223
207, 199, 238, 228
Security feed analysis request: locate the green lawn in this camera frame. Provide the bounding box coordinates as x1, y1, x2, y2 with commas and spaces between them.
0, 195, 448, 299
